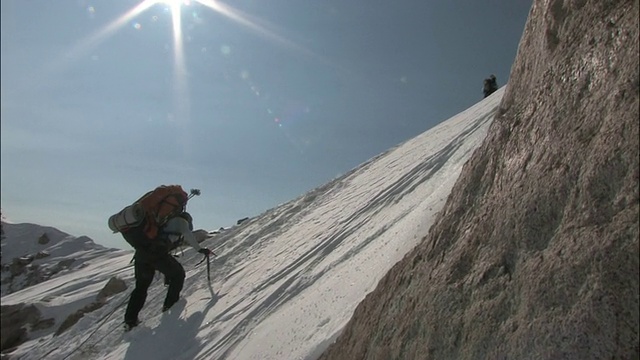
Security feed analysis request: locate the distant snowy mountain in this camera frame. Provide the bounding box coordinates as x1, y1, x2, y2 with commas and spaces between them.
1, 221, 124, 296
0, 88, 502, 359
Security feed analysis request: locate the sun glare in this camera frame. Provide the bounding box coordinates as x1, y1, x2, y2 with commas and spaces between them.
44, 0, 316, 128
156, 0, 188, 10
57, 0, 309, 80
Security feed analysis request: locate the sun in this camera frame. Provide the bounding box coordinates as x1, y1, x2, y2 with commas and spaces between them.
46, 0, 314, 128
60, 0, 303, 74
152, 0, 186, 51
156, 0, 192, 20
156, 0, 189, 10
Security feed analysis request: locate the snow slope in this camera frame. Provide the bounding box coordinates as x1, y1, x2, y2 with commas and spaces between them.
1, 88, 504, 360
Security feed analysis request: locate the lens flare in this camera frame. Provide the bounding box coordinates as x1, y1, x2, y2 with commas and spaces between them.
25, 0, 325, 154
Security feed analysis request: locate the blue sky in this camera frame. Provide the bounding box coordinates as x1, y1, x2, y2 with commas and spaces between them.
1, 0, 531, 248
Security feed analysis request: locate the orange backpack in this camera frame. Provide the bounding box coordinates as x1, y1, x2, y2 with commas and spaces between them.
136, 185, 189, 239
109, 185, 189, 248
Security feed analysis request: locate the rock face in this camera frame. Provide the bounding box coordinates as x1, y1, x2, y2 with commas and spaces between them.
96, 276, 127, 303
320, 1, 639, 359
1, 303, 54, 353
193, 229, 211, 243
54, 276, 127, 336
1, 223, 114, 296
55, 302, 105, 337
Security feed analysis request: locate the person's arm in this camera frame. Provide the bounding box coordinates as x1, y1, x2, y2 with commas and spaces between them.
166, 216, 215, 256
173, 218, 201, 251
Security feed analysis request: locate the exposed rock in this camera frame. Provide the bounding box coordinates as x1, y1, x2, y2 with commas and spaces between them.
236, 217, 250, 225
2, 257, 78, 297
0, 328, 25, 355
55, 301, 105, 336
40, 295, 56, 303
320, 0, 639, 359
31, 318, 55, 332
34, 251, 50, 260
1, 222, 119, 297
96, 277, 127, 303
51, 277, 129, 336
193, 229, 210, 243
0, 303, 52, 353
0, 304, 39, 352
56, 258, 75, 270
208, 227, 227, 236
16, 256, 33, 266
9, 259, 27, 277
37, 233, 50, 245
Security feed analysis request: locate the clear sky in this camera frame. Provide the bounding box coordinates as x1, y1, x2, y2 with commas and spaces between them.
1, 0, 531, 248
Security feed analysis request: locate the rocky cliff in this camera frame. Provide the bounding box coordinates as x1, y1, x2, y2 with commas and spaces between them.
320, 0, 639, 359
1, 222, 120, 296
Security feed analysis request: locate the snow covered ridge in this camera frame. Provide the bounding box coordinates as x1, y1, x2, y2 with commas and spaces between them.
0, 221, 131, 355
1, 222, 124, 297
0, 89, 501, 360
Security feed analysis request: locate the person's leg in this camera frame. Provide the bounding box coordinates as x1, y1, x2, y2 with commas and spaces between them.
155, 254, 185, 310
124, 254, 155, 325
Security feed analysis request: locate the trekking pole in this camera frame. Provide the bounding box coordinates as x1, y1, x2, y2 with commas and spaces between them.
206, 253, 211, 282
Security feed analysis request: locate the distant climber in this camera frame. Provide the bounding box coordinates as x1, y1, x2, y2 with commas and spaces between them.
483, 74, 499, 98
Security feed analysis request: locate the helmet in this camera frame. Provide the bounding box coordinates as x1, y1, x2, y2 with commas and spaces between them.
489, 74, 496, 80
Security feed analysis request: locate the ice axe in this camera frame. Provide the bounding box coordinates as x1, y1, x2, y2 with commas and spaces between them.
196, 250, 215, 283
188, 188, 201, 200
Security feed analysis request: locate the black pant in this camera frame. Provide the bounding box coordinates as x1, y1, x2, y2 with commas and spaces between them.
124, 249, 185, 323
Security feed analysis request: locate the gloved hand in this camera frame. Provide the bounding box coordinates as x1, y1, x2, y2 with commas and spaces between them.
198, 248, 215, 257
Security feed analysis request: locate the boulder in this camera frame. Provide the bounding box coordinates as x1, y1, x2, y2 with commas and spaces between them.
0, 303, 52, 353
37, 233, 50, 245
96, 277, 127, 303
